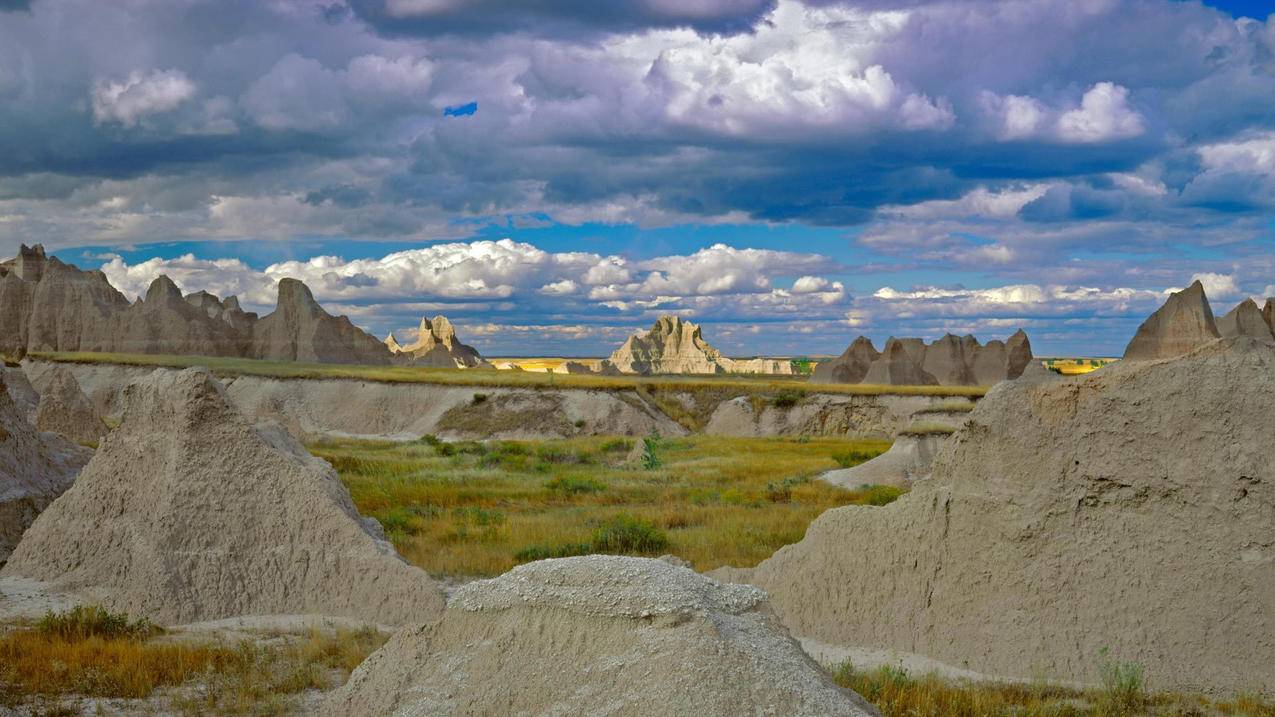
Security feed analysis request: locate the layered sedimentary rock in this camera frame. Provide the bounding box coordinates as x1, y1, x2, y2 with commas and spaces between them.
385, 315, 488, 368
1216, 298, 1275, 341
0, 245, 391, 366
0, 373, 92, 564
29, 365, 106, 444
818, 433, 947, 489
735, 331, 1275, 693
2, 368, 442, 625
814, 330, 1031, 387
861, 339, 938, 386
323, 556, 877, 717
603, 315, 792, 375
1123, 280, 1220, 360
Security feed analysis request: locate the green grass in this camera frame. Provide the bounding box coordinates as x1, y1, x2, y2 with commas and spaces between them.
31, 351, 987, 398
898, 421, 958, 437
310, 434, 894, 576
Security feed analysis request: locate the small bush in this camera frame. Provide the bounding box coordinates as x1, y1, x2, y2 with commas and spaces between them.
546, 476, 606, 495
1097, 648, 1146, 711
860, 484, 906, 506
771, 389, 805, 408
471, 393, 488, 404
832, 448, 879, 468
376, 507, 418, 536
591, 515, 669, 554
573, 419, 587, 429
514, 542, 592, 562
641, 436, 662, 470
37, 606, 158, 641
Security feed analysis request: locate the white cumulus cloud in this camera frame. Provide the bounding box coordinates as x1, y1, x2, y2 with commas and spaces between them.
91, 69, 196, 127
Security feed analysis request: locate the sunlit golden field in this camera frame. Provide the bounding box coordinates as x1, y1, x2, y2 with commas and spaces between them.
309, 434, 896, 577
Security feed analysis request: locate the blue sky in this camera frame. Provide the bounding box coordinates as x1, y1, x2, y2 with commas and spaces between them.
3, 0, 1275, 356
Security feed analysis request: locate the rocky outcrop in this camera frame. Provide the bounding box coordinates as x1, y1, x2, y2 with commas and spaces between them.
603, 316, 791, 375
818, 433, 947, 489
1, 365, 39, 424
250, 279, 392, 365
1216, 298, 1274, 341
1122, 280, 1220, 360
29, 365, 105, 444
0, 373, 92, 565
2, 368, 442, 625
814, 330, 1031, 387
862, 339, 938, 386
0, 245, 391, 366
385, 315, 488, 368
323, 556, 877, 717
810, 337, 879, 384
732, 336, 1275, 694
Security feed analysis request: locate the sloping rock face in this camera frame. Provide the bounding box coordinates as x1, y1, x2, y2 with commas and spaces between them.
862, 339, 939, 386
604, 315, 792, 375
385, 315, 488, 368
740, 337, 1275, 694
30, 365, 105, 444
1123, 280, 1220, 360
323, 556, 878, 717
810, 337, 879, 384
1216, 298, 1275, 341
251, 279, 392, 365
0, 374, 92, 565
0, 245, 390, 366
1004, 328, 1032, 379
818, 433, 947, 489
1, 365, 39, 425
2, 368, 442, 625
922, 334, 977, 386
1264, 298, 1275, 336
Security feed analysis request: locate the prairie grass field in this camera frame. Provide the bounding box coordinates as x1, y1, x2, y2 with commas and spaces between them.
31, 351, 987, 398
308, 434, 897, 576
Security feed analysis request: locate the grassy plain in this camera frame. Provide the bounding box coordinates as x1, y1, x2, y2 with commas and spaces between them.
309, 434, 896, 576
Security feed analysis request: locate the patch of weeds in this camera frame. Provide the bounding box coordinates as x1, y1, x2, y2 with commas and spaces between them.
600, 438, 633, 453
1096, 647, 1146, 713
765, 475, 810, 503
37, 606, 158, 641
771, 389, 806, 408
858, 484, 906, 506
514, 542, 592, 562
591, 515, 669, 554
471, 393, 488, 405
546, 476, 606, 495
375, 507, 419, 536
832, 448, 881, 468
640, 435, 662, 470
573, 419, 587, 429
898, 422, 956, 437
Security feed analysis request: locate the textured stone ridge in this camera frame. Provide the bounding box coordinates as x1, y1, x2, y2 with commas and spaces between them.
384, 315, 489, 368
742, 336, 1275, 695
1122, 280, 1220, 360
1, 367, 442, 625
0, 245, 391, 366
813, 330, 1032, 387
1216, 298, 1275, 341
604, 315, 792, 375
29, 364, 106, 444
323, 555, 878, 717
0, 372, 92, 564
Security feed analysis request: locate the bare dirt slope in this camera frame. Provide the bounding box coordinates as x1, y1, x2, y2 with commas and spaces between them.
732, 337, 1275, 695
2, 367, 442, 626
28, 363, 105, 444
323, 556, 879, 717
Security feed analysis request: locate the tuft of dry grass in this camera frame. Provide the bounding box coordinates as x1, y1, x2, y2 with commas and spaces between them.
310, 434, 895, 576
898, 421, 958, 437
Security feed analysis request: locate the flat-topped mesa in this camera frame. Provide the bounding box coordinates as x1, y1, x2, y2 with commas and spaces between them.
250, 278, 393, 365
1216, 298, 1275, 342
1123, 280, 1220, 361
386, 315, 488, 368
603, 315, 791, 375
809, 336, 879, 384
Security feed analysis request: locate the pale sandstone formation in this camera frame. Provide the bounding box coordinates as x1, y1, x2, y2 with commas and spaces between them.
818, 433, 947, 489
384, 315, 488, 368
0, 245, 391, 366
810, 336, 879, 384
603, 315, 792, 375
29, 365, 105, 444
815, 330, 1031, 387
2, 368, 442, 625
732, 335, 1275, 695
862, 338, 939, 386
0, 374, 92, 565
1216, 298, 1275, 341
1122, 280, 1219, 360
323, 556, 878, 717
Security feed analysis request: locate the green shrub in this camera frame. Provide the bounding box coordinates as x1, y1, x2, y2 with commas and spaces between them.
1097, 647, 1146, 711
471, 393, 488, 405
376, 507, 418, 536
641, 436, 662, 470
591, 515, 669, 554
514, 542, 592, 562
832, 448, 879, 468
546, 476, 606, 495
861, 484, 906, 506
573, 419, 587, 429
37, 606, 158, 641
771, 389, 806, 408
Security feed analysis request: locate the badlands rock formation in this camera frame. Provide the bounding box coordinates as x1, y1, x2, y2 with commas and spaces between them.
819, 432, 946, 489
0, 373, 92, 564
324, 556, 877, 717
0, 244, 392, 365
384, 315, 488, 368
29, 364, 106, 444
733, 331, 1275, 693
1122, 280, 1220, 360
2, 368, 442, 625
1, 365, 39, 424
815, 330, 1031, 386
1216, 297, 1275, 341
603, 316, 792, 375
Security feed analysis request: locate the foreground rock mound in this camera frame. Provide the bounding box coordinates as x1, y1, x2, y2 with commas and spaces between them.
738, 337, 1275, 694
814, 330, 1031, 387
2, 368, 441, 625
603, 315, 792, 375
0, 375, 91, 564
325, 556, 876, 717
1123, 280, 1220, 360
29, 365, 105, 444
385, 315, 488, 368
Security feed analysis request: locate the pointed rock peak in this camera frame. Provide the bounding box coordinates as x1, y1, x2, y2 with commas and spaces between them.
275, 277, 322, 312
1123, 281, 1220, 361
223, 295, 242, 312
430, 315, 456, 340
849, 336, 877, 352
11, 243, 49, 281
1217, 297, 1274, 340
144, 275, 184, 304
385, 333, 403, 353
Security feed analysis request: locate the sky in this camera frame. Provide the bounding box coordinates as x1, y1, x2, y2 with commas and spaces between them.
1, 0, 1274, 357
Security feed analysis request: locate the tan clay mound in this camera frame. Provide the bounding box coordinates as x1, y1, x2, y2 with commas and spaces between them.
1, 367, 442, 626
324, 555, 878, 717
739, 336, 1275, 694
29, 364, 106, 444
0, 375, 91, 565
819, 433, 947, 489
